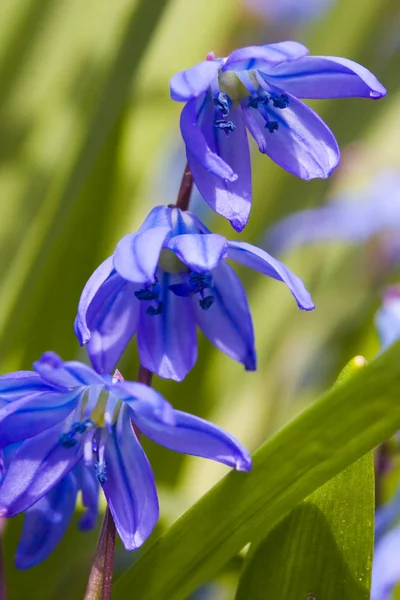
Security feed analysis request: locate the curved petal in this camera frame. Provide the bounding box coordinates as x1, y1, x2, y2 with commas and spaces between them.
180, 97, 238, 183
33, 352, 81, 389
0, 371, 57, 400
113, 227, 172, 285
0, 422, 83, 517
194, 262, 256, 370
242, 86, 339, 180
168, 233, 227, 272
227, 241, 315, 310
137, 205, 174, 233
371, 524, 400, 600
102, 408, 158, 550
133, 408, 251, 471
82, 273, 140, 375
265, 55, 386, 99
15, 472, 78, 569
74, 462, 99, 531
0, 388, 82, 449
137, 272, 197, 382
186, 102, 252, 232
223, 41, 309, 72
75, 256, 115, 344
170, 60, 221, 101
113, 381, 175, 425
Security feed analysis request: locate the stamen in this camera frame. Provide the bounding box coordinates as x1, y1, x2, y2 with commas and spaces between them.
135, 288, 159, 301
94, 461, 107, 484
84, 428, 96, 465
214, 119, 236, 133
199, 295, 215, 310
247, 93, 269, 109
60, 419, 93, 448
146, 301, 163, 316
60, 432, 78, 448
188, 272, 213, 293
265, 121, 279, 133
271, 93, 289, 109
214, 92, 232, 117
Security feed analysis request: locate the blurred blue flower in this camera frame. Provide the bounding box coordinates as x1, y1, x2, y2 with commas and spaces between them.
375, 287, 400, 352
244, 0, 335, 24
75, 205, 314, 382
372, 521, 400, 600
170, 42, 386, 231
265, 171, 400, 257
0, 352, 251, 555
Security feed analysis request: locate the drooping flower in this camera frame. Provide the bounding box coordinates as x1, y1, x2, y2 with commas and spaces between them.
0, 352, 251, 554
170, 42, 386, 231
75, 205, 314, 382
244, 0, 335, 24
264, 172, 400, 257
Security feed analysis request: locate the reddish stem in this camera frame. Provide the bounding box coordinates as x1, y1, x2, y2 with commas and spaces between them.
138, 364, 153, 387
84, 508, 116, 600
175, 162, 193, 211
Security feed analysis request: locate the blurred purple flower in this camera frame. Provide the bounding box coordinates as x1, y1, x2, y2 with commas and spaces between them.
265, 172, 400, 257
75, 205, 314, 382
375, 287, 400, 352
0, 352, 251, 556
244, 0, 335, 24
170, 42, 386, 231
372, 522, 400, 600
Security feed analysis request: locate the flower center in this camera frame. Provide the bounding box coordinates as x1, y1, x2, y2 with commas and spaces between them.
169, 272, 215, 310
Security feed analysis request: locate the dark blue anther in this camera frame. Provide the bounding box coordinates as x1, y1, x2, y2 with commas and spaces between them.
188, 272, 212, 293
60, 433, 78, 448
135, 288, 159, 301
71, 418, 93, 434
265, 121, 279, 133
199, 295, 215, 310
247, 94, 269, 109
146, 301, 164, 316
214, 120, 236, 133
214, 92, 232, 117
272, 94, 289, 109
94, 461, 107, 484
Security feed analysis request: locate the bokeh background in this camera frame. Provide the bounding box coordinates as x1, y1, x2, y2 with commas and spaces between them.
1, 0, 400, 598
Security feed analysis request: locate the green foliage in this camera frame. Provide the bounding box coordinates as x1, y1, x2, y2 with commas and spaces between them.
113, 343, 400, 599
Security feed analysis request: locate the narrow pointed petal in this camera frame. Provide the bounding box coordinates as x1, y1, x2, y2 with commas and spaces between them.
0, 389, 82, 449
113, 227, 171, 284
242, 88, 339, 180
133, 408, 251, 471
33, 352, 81, 389
0, 422, 83, 516
266, 55, 386, 99
75, 256, 115, 344
0, 371, 58, 401
81, 273, 140, 375
180, 97, 238, 182
186, 103, 252, 232
223, 41, 309, 72
170, 60, 221, 101
194, 262, 256, 370
168, 233, 227, 272
227, 241, 315, 310
74, 463, 99, 531
371, 525, 400, 600
137, 272, 197, 381
15, 473, 78, 569
113, 381, 175, 425
102, 408, 158, 550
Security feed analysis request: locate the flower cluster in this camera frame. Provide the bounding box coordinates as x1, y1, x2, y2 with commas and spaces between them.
0, 40, 385, 572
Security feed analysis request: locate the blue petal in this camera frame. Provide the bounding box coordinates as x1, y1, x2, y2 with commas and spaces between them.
33, 352, 82, 389
15, 472, 78, 569
81, 271, 140, 375
133, 408, 252, 471
375, 291, 400, 352
113, 227, 172, 284
74, 462, 99, 531
264, 55, 386, 99
170, 59, 221, 101
0, 421, 83, 517
137, 205, 173, 233
137, 271, 197, 381
0, 388, 82, 449
112, 381, 175, 425
227, 241, 315, 311
222, 41, 309, 72
168, 233, 227, 272
102, 407, 158, 550
193, 262, 256, 370
186, 102, 252, 232
371, 524, 400, 600
242, 85, 339, 180
375, 483, 400, 542
0, 371, 58, 400
180, 97, 238, 183
75, 256, 115, 345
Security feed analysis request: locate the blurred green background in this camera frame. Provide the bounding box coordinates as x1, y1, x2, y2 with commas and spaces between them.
1, 0, 399, 598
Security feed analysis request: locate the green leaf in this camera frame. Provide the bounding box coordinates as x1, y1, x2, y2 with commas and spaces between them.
235, 358, 374, 600
113, 342, 400, 600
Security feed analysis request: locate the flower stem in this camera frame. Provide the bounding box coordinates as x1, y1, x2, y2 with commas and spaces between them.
84, 507, 116, 600
175, 162, 193, 211
0, 533, 7, 600
138, 364, 153, 386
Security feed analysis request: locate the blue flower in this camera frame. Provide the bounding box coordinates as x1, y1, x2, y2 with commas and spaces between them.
75, 205, 314, 382
170, 42, 386, 231
375, 287, 400, 352
244, 0, 335, 24
264, 171, 400, 257
0, 352, 251, 554
372, 521, 400, 600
